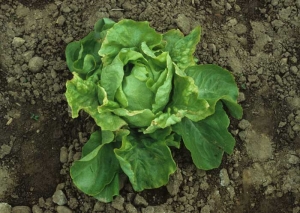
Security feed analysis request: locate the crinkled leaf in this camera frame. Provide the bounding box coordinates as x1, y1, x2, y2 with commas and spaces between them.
166, 27, 201, 69
112, 108, 155, 128
170, 71, 211, 122
122, 69, 155, 111
65, 72, 99, 118
66, 73, 127, 131
66, 32, 102, 78
165, 133, 181, 149
144, 108, 183, 134
99, 19, 163, 65
94, 18, 116, 39
98, 103, 155, 128
148, 126, 172, 140
101, 49, 145, 100
114, 133, 176, 191
70, 131, 120, 196
163, 29, 184, 52
185, 64, 243, 119
95, 112, 128, 131
148, 127, 181, 149
151, 53, 174, 113
173, 102, 236, 170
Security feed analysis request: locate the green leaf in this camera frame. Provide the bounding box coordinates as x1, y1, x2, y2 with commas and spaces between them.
122, 69, 155, 111
166, 27, 201, 69
65, 41, 81, 73
148, 127, 181, 149
144, 108, 183, 134
163, 29, 184, 52
170, 70, 211, 122
65, 73, 127, 131
82, 130, 114, 157
173, 102, 236, 170
151, 53, 174, 113
114, 133, 176, 191
148, 126, 172, 140
112, 108, 155, 128
94, 18, 116, 40
165, 133, 181, 149
185, 64, 243, 119
66, 32, 102, 78
99, 19, 163, 65
70, 131, 121, 196
93, 173, 120, 203
65, 72, 99, 118
101, 49, 146, 100
95, 112, 128, 131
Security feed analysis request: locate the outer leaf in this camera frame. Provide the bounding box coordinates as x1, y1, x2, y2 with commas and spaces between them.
99, 19, 162, 65
148, 127, 181, 149
93, 173, 120, 203
66, 32, 102, 78
170, 71, 211, 121
65, 73, 127, 131
185, 64, 243, 119
114, 133, 176, 191
163, 29, 184, 52
165, 133, 181, 149
82, 130, 114, 157
94, 18, 116, 39
70, 132, 120, 196
65, 72, 99, 118
173, 102, 236, 170
148, 126, 172, 141
166, 27, 201, 69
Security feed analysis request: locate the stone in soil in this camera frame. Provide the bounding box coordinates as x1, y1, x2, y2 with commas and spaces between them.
52, 190, 68, 205
12, 206, 31, 213
0, 203, 11, 213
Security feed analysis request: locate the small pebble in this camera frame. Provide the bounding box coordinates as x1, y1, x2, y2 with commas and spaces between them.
290, 66, 298, 74
125, 203, 138, 213
60, 147, 68, 163
12, 37, 25, 47
238, 119, 251, 130
220, 168, 230, 186
56, 15, 66, 26
275, 74, 283, 85
142, 206, 154, 213
12, 206, 31, 213
248, 75, 259, 83
271, 0, 279, 6
288, 154, 300, 165
28, 56, 44, 73
112, 196, 124, 211
175, 14, 191, 34
61, 6, 71, 13
0, 203, 11, 213
134, 194, 148, 207
56, 206, 72, 213
32, 205, 43, 213
93, 201, 105, 211
52, 190, 68, 205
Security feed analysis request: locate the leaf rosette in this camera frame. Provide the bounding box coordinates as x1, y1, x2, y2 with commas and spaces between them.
65, 18, 243, 202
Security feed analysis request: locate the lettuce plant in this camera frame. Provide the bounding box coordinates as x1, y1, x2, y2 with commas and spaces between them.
65, 18, 242, 202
